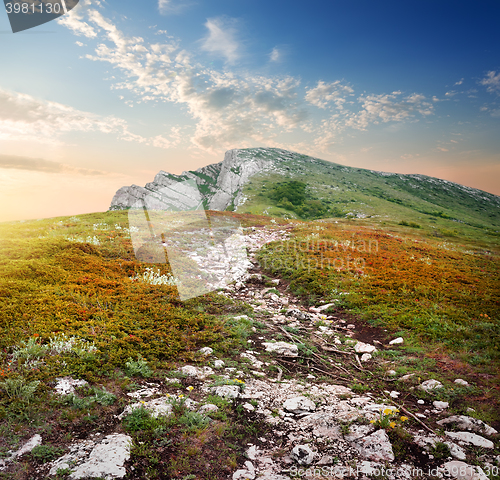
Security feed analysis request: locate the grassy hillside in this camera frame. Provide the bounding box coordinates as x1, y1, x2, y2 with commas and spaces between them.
236, 148, 500, 248
0, 209, 499, 478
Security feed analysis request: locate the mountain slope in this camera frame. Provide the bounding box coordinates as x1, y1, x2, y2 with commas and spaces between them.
110, 147, 500, 239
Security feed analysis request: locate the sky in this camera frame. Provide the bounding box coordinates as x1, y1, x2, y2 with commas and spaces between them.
0, 0, 499, 222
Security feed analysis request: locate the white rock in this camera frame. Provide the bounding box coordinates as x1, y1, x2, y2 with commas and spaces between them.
118, 397, 174, 419
417, 399, 425, 404
291, 444, 315, 465
437, 415, 498, 436
454, 378, 469, 386
360, 353, 372, 362
210, 385, 240, 399
316, 303, 336, 312
243, 403, 255, 412
199, 347, 213, 356
352, 429, 394, 462
198, 404, 219, 414
11, 434, 42, 460
241, 352, 264, 369
445, 431, 494, 449
233, 461, 255, 480
246, 445, 260, 460
354, 342, 377, 354
127, 387, 160, 399
443, 460, 489, 480
389, 337, 404, 345
213, 359, 225, 369
419, 379, 443, 393
60, 434, 131, 479
387, 370, 397, 376
262, 341, 299, 357
433, 401, 449, 409
283, 396, 316, 415
390, 391, 400, 398
55, 377, 88, 395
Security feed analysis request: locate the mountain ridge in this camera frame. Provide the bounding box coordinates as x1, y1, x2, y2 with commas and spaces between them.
109, 147, 500, 234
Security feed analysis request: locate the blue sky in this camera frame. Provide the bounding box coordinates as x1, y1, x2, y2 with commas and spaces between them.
0, 0, 499, 221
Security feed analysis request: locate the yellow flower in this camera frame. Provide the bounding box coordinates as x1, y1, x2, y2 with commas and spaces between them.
179, 394, 184, 398
389, 422, 396, 428
400, 416, 409, 422
187, 386, 194, 391
383, 408, 393, 415
370, 420, 376, 424
140, 401, 145, 404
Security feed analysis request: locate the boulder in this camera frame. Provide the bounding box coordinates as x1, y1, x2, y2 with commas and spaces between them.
437, 416, 498, 436
290, 445, 315, 465
283, 396, 316, 415
262, 341, 299, 357
419, 379, 443, 393
352, 429, 395, 462
445, 432, 494, 449
443, 461, 489, 480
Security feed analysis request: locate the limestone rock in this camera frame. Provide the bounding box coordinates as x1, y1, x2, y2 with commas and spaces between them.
55, 377, 88, 395
262, 341, 299, 357
352, 429, 395, 462
433, 401, 449, 409
354, 342, 377, 354
419, 379, 443, 393
198, 404, 219, 414
437, 415, 498, 436
199, 347, 213, 356
445, 432, 494, 449
443, 461, 489, 480
455, 379, 469, 386
50, 434, 132, 479
389, 337, 404, 345
290, 444, 315, 465
283, 396, 316, 415
210, 385, 240, 399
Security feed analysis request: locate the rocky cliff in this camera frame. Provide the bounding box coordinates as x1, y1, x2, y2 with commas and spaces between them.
109, 148, 287, 212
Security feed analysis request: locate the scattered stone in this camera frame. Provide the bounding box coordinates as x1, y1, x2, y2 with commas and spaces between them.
360, 353, 372, 362
399, 373, 415, 382
262, 341, 299, 357
417, 399, 425, 405
118, 397, 174, 419
241, 352, 264, 369
54, 377, 88, 395
419, 379, 443, 393
387, 370, 397, 376
50, 434, 132, 479
352, 429, 395, 462
199, 346, 213, 356
213, 359, 225, 369
286, 309, 314, 321
198, 404, 219, 414
210, 385, 240, 399
0, 433, 43, 469
445, 432, 494, 449
290, 445, 314, 465
316, 454, 336, 466
233, 461, 255, 480
347, 324, 356, 329
127, 386, 160, 399
179, 365, 202, 378
354, 342, 377, 354
283, 396, 316, 415
443, 460, 489, 480
390, 391, 400, 398
243, 403, 255, 412
433, 401, 449, 409
389, 337, 404, 345
437, 416, 498, 436
454, 378, 469, 386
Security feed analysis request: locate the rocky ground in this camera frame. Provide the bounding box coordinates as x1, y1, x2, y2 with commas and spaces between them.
2, 226, 499, 480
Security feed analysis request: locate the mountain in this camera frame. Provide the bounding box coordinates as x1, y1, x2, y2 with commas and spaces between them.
110, 147, 500, 235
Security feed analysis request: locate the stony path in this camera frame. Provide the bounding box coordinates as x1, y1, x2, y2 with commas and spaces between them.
6, 226, 498, 480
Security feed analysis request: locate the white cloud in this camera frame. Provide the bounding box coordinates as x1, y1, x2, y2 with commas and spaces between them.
201, 17, 240, 64
269, 47, 280, 62
305, 80, 354, 109
480, 71, 500, 94
348, 92, 434, 130
0, 87, 128, 145
454, 78, 464, 85
158, 0, 170, 13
